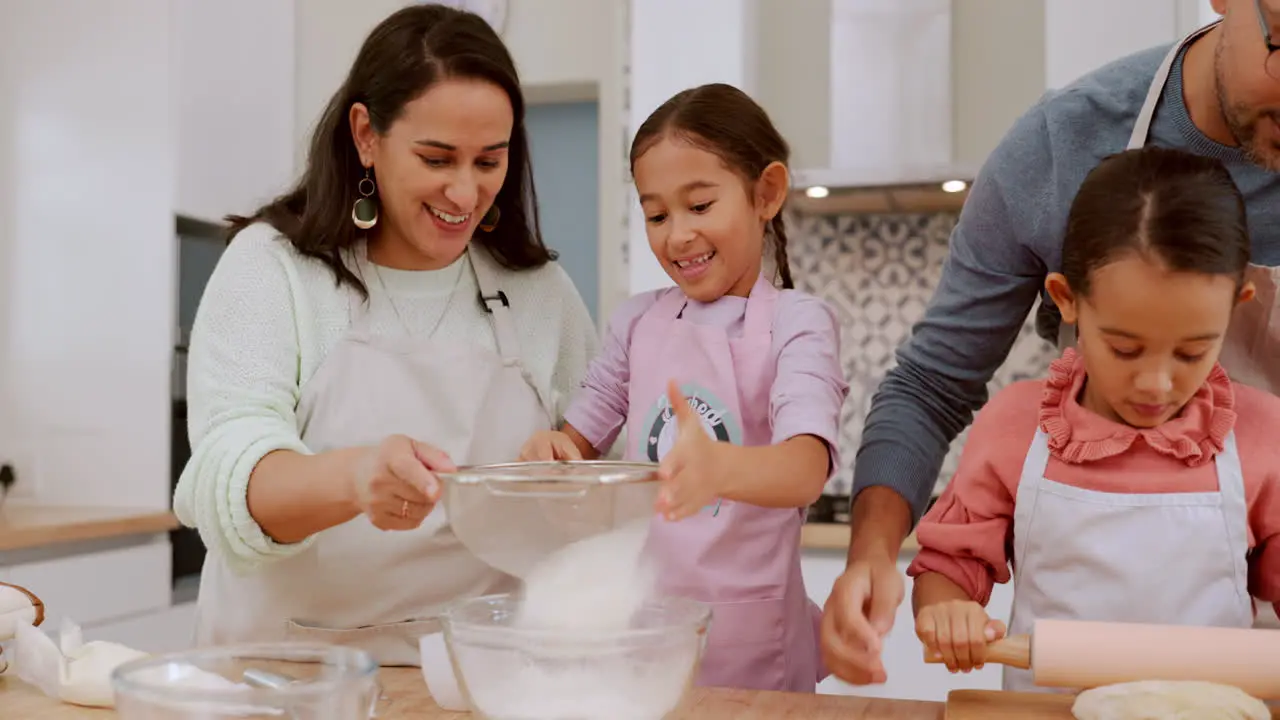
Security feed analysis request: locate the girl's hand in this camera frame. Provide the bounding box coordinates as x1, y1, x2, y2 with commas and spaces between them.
350, 434, 454, 531
519, 430, 584, 462
656, 380, 730, 521
915, 600, 1006, 673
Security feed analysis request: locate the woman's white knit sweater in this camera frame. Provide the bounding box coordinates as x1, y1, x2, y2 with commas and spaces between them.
173, 223, 599, 571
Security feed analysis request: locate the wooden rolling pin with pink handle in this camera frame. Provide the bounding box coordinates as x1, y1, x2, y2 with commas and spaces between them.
923, 619, 1280, 699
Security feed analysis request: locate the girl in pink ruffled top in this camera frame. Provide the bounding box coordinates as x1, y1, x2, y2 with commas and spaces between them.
908, 145, 1280, 694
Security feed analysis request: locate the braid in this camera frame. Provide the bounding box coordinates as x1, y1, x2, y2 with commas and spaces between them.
770, 215, 794, 289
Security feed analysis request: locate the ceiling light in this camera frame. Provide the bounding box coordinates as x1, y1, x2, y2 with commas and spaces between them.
941, 180, 967, 193
805, 186, 830, 199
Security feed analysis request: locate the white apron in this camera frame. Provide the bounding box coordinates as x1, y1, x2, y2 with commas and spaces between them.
1004, 429, 1251, 692
1058, 19, 1280, 396
193, 245, 550, 666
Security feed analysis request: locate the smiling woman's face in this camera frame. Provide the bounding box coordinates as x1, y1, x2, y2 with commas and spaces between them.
351, 77, 514, 270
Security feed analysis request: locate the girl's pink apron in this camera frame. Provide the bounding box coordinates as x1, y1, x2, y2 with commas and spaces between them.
623, 274, 825, 692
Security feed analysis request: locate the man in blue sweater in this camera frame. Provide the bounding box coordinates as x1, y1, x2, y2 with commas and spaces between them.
821, 0, 1280, 685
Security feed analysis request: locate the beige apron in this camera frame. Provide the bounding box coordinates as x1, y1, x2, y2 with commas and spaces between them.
1059, 19, 1280, 396
193, 244, 551, 665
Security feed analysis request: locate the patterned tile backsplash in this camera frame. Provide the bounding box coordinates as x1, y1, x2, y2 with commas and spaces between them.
787, 211, 1060, 497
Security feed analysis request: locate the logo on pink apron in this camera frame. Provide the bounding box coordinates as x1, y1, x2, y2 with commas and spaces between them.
638, 382, 741, 516
638, 382, 742, 460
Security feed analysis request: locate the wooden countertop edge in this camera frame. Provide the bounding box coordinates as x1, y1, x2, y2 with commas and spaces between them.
0, 510, 897, 555
0, 505, 180, 551
3, 668, 947, 719
801, 522, 920, 553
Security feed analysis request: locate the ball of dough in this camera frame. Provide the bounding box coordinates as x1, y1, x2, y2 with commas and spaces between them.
1072, 680, 1270, 720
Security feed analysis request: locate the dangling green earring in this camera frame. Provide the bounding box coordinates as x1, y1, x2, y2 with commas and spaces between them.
352, 168, 378, 230
478, 204, 500, 232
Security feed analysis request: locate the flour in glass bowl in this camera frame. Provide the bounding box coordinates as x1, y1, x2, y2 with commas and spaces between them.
463, 518, 702, 719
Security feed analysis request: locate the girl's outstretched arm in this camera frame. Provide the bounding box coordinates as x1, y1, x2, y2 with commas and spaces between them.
702, 433, 831, 508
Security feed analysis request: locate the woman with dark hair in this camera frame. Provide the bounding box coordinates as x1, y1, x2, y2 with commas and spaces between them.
173, 5, 597, 664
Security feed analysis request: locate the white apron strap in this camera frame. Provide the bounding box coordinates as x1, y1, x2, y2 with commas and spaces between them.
1124, 22, 1219, 149
469, 245, 521, 364
1213, 430, 1252, 596
468, 245, 555, 422
1010, 428, 1053, 576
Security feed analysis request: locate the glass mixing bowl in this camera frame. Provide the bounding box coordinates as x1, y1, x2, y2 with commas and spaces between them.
110, 643, 379, 719
441, 593, 710, 720
435, 460, 661, 579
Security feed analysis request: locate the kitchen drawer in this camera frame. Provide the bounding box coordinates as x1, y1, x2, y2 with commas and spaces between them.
85, 601, 197, 654
5, 539, 171, 630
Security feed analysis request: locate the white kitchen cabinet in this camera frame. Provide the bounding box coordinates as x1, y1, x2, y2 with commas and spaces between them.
0, 0, 175, 509
802, 548, 1013, 702
5, 540, 172, 632
172, 0, 296, 224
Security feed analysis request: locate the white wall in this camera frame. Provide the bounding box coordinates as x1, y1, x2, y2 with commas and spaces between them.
627, 0, 761, 295
292, 0, 628, 326
173, 0, 296, 224
0, 0, 176, 509
755, 0, 831, 171
1044, 0, 1183, 90
952, 0, 1047, 170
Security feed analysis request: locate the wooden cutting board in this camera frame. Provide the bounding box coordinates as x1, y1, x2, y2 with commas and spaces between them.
946, 690, 1280, 719
944, 690, 1076, 719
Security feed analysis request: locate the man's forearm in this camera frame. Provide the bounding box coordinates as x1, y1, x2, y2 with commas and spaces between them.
851, 354, 981, 524
846, 486, 913, 566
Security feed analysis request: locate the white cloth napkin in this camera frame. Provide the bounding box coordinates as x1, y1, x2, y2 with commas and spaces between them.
11, 617, 150, 707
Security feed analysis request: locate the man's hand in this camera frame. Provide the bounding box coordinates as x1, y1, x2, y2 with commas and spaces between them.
820, 549, 904, 684
820, 486, 912, 684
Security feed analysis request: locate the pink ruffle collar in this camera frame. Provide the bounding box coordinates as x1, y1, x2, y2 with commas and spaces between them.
1037, 348, 1236, 466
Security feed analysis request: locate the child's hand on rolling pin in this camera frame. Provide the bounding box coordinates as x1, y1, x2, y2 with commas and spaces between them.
915, 600, 1006, 674
519, 431, 584, 462
656, 380, 730, 521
